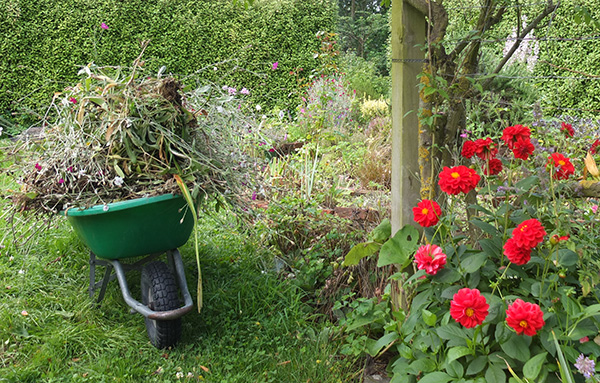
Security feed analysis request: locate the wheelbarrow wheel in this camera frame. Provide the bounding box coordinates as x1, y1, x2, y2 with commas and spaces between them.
141, 261, 182, 348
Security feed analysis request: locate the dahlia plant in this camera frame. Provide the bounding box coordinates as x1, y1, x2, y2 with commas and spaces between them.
341, 121, 600, 382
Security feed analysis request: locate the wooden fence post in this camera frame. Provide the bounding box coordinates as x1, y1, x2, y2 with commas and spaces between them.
390, 0, 426, 234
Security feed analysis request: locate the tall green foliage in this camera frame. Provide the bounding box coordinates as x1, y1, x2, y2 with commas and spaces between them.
0, 0, 337, 131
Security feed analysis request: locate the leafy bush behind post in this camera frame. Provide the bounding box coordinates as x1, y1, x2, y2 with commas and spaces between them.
0, 0, 337, 131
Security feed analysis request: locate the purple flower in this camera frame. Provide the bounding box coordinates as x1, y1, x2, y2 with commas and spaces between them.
575, 354, 596, 379
69, 97, 77, 104
252, 191, 257, 201
240, 88, 250, 95
35, 163, 42, 171
58, 178, 65, 184
67, 166, 74, 172
271, 62, 278, 70
227, 87, 237, 95
100, 22, 109, 30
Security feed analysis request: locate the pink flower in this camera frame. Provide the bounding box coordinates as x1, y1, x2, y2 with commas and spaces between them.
69, 97, 77, 104
58, 178, 65, 184
240, 88, 250, 95
100, 22, 109, 30
414, 244, 447, 275
35, 163, 42, 171
271, 62, 278, 70
592, 205, 598, 214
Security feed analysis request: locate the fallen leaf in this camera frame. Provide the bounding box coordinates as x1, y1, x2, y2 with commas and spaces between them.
200, 365, 209, 373
585, 152, 599, 177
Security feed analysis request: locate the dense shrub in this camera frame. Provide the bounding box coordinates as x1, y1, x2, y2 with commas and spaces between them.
0, 0, 337, 131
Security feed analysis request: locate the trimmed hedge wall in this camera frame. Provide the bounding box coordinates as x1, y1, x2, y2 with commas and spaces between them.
534, 0, 600, 116
0, 0, 337, 129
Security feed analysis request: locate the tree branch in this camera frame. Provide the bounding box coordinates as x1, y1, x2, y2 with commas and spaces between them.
483, 1, 558, 89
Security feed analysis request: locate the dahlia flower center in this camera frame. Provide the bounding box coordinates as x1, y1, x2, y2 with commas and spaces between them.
520, 225, 527, 231
519, 320, 528, 328
558, 160, 565, 166
465, 308, 474, 317
451, 172, 460, 179
422, 208, 429, 214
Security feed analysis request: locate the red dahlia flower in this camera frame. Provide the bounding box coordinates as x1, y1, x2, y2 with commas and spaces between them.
506, 299, 545, 336
414, 244, 447, 275
483, 158, 503, 175
511, 218, 546, 249
474, 138, 498, 161
512, 137, 534, 160
590, 139, 600, 154
461, 140, 477, 159
450, 288, 489, 328
547, 153, 574, 180
412, 199, 442, 227
503, 238, 533, 265
438, 166, 480, 195
502, 125, 531, 149
560, 122, 574, 137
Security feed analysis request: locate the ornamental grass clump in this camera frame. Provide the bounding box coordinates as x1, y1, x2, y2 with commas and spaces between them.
340, 121, 600, 381
2, 63, 255, 215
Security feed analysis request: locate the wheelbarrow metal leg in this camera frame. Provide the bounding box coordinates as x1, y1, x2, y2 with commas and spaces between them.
89, 251, 114, 304
88, 251, 96, 299
97, 264, 113, 304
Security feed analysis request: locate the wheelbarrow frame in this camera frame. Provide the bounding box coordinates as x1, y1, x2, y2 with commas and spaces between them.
88, 249, 194, 320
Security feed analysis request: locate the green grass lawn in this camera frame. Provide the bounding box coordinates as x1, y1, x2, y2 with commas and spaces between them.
0, 211, 359, 382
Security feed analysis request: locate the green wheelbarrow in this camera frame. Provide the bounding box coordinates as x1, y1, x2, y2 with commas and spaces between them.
63, 194, 195, 349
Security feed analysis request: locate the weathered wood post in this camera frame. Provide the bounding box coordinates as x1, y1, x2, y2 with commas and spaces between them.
390, 0, 427, 312
390, 0, 426, 234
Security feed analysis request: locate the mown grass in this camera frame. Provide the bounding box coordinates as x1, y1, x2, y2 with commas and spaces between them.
0, 208, 360, 382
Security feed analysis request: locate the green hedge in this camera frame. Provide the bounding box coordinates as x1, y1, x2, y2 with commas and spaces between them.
445, 0, 600, 118
0, 0, 337, 131
534, 0, 600, 116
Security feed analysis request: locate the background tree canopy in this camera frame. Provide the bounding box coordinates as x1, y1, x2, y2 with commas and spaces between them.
0, 0, 337, 132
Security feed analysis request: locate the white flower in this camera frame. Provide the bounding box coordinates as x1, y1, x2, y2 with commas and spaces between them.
187, 372, 194, 378
0, 127, 3, 136
102, 205, 109, 212
216, 106, 224, 113
113, 176, 123, 187
278, 110, 285, 120
176, 371, 184, 379
256, 104, 262, 111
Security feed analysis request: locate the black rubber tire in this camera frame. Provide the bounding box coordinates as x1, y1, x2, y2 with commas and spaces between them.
140, 261, 182, 349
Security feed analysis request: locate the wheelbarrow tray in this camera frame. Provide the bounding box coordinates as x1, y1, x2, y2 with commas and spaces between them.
64, 194, 194, 260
